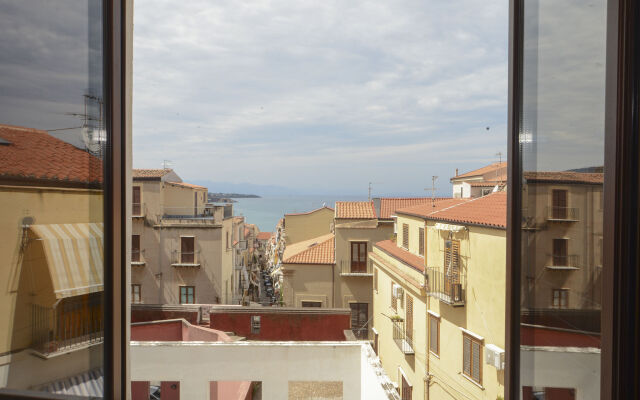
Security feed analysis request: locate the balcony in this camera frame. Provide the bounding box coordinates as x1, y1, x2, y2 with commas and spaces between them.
545, 254, 580, 270
31, 299, 103, 357
426, 267, 466, 306
546, 206, 579, 222
132, 202, 146, 218
340, 259, 373, 276
171, 250, 201, 267
131, 249, 145, 266
392, 320, 414, 355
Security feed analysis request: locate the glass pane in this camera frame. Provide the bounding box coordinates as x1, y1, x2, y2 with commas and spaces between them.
0, 0, 105, 397
520, 0, 605, 397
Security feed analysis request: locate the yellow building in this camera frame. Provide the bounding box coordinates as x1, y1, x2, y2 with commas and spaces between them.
450, 162, 507, 199
0, 124, 105, 390
283, 206, 334, 244
371, 194, 507, 400
131, 169, 237, 305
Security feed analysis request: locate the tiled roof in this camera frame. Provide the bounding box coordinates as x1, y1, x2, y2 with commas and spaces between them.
379, 198, 442, 219
396, 198, 469, 218
427, 192, 507, 229
133, 169, 173, 178
166, 181, 207, 189
284, 206, 334, 216
452, 162, 507, 180
257, 232, 273, 240
283, 233, 335, 265
335, 201, 376, 219
524, 171, 603, 185
374, 240, 425, 272
244, 227, 251, 238
0, 124, 102, 186
469, 181, 503, 187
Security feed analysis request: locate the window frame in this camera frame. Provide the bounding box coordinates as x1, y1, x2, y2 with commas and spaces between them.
131, 234, 141, 262
462, 332, 483, 385
552, 288, 569, 309
429, 314, 440, 357
402, 223, 409, 249
418, 227, 425, 256
131, 284, 141, 303
350, 241, 368, 273
179, 286, 196, 304
301, 301, 322, 307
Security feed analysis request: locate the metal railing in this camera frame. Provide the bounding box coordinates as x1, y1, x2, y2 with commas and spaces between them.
547, 254, 580, 269
392, 320, 414, 354
31, 297, 103, 355
546, 206, 579, 221
426, 267, 466, 306
340, 259, 373, 275
171, 249, 201, 266
132, 202, 146, 217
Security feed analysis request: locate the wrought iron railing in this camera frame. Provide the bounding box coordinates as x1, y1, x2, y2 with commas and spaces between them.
546, 206, 579, 221
340, 259, 373, 275
392, 320, 414, 354
132, 202, 146, 217
31, 296, 103, 355
547, 254, 580, 269
426, 267, 466, 306
171, 249, 201, 265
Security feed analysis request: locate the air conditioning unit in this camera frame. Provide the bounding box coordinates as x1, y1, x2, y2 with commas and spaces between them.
485, 344, 505, 370
392, 284, 403, 298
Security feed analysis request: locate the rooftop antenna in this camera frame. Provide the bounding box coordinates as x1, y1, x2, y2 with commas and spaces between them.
495, 152, 503, 182
424, 176, 438, 207
162, 160, 173, 170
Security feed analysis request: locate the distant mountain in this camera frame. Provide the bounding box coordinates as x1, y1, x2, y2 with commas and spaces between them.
193, 181, 304, 197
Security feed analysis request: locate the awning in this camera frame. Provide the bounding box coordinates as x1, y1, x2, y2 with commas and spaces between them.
433, 222, 465, 232
29, 223, 104, 299
36, 368, 103, 397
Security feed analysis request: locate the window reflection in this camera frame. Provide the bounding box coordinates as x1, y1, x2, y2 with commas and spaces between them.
520, 0, 605, 398
0, 0, 105, 397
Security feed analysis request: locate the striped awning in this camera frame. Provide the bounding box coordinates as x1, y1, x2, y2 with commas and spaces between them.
29, 223, 104, 299
36, 368, 103, 397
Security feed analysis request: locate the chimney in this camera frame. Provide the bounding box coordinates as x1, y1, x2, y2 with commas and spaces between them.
455, 168, 459, 177
372, 198, 381, 218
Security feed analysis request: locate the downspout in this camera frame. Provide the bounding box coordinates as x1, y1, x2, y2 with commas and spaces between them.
425, 268, 431, 400
332, 263, 335, 308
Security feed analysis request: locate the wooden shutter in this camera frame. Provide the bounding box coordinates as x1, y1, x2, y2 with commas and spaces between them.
552, 189, 568, 218
131, 235, 140, 262
401, 375, 412, 400
553, 239, 568, 266
351, 242, 367, 272
429, 315, 439, 355
132, 186, 141, 216
419, 228, 425, 256
402, 224, 409, 248
472, 340, 481, 382
181, 236, 195, 263
463, 335, 471, 376
374, 268, 378, 291
406, 296, 413, 342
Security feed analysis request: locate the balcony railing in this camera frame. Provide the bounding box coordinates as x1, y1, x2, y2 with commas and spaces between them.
132, 202, 146, 218
340, 259, 373, 276
31, 298, 103, 356
546, 254, 580, 270
392, 320, 414, 355
426, 267, 466, 306
546, 206, 579, 221
171, 250, 201, 266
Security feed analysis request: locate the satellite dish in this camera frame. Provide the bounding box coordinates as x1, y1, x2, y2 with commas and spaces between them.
82, 126, 105, 154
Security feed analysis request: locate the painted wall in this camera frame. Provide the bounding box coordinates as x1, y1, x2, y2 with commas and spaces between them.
162, 182, 207, 216
282, 264, 334, 307
284, 207, 334, 244
209, 308, 350, 341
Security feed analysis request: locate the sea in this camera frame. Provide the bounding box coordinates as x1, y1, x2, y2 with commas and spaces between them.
232, 195, 366, 232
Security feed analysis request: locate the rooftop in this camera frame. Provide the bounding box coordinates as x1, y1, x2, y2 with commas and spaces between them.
426, 191, 507, 229
165, 180, 207, 189
0, 124, 102, 187
379, 197, 447, 219
452, 161, 507, 181
335, 201, 376, 219
284, 205, 334, 216
374, 240, 425, 273
257, 232, 273, 240
395, 198, 469, 218
283, 233, 335, 264
524, 171, 604, 185
132, 168, 174, 178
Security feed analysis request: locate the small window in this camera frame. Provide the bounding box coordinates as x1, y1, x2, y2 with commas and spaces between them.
402, 224, 409, 248
226, 231, 229, 249
401, 374, 412, 400
181, 236, 195, 263
180, 286, 195, 304
551, 189, 568, 219
132, 284, 141, 303
418, 227, 425, 256
463, 333, 483, 385
351, 241, 367, 273
552, 289, 569, 309
429, 314, 440, 356
251, 315, 261, 334
552, 238, 568, 266
132, 186, 142, 216
131, 234, 141, 262
301, 301, 322, 307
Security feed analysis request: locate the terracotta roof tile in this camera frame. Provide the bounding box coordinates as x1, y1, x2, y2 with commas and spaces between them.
452, 161, 507, 180
427, 192, 507, 229
0, 124, 102, 186
133, 169, 173, 178
283, 233, 335, 264
257, 232, 273, 240
374, 240, 425, 272
166, 181, 207, 189
379, 198, 446, 219
284, 206, 334, 216
396, 198, 469, 218
335, 201, 375, 219
524, 171, 603, 185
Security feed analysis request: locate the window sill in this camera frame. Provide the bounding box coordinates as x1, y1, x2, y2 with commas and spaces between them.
460, 373, 484, 390
429, 350, 440, 359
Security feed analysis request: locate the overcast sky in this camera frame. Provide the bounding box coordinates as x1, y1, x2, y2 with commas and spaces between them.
132, 0, 508, 196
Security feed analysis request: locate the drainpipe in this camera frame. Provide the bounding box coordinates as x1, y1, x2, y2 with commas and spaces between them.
424, 269, 431, 400
332, 263, 335, 308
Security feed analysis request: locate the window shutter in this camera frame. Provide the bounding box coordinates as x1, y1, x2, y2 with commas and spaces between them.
429, 316, 439, 354
406, 296, 413, 341
463, 336, 471, 376
181, 237, 195, 263
419, 228, 425, 256
472, 340, 481, 382
391, 282, 397, 310
402, 224, 409, 248
131, 235, 140, 262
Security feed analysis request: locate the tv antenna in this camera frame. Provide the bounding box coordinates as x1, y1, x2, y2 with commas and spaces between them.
368, 182, 382, 201
162, 160, 173, 170
424, 176, 438, 207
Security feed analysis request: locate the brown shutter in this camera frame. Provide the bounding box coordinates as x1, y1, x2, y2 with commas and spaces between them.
132, 186, 141, 215
429, 316, 439, 355
552, 189, 568, 218
553, 239, 568, 265
419, 228, 425, 256
463, 335, 471, 376
406, 296, 413, 342
181, 237, 195, 263
452, 240, 460, 283
472, 340, 481, 382
131, 235, 140, 262
402, 224, 409, 248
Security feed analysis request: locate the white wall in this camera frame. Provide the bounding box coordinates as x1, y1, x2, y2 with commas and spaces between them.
520, 346, 600, 400
131, 341, 393, 400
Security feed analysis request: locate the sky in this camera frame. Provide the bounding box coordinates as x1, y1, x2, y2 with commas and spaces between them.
132, 0, 509, 196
